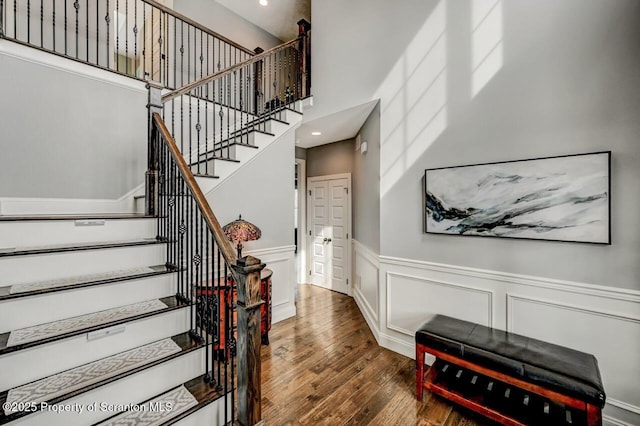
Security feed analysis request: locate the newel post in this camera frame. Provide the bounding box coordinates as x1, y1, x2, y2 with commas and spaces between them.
297, 19, 311, 98
232, 255, 266, 426
253, 47, 264, 116
145, 82, 163, 216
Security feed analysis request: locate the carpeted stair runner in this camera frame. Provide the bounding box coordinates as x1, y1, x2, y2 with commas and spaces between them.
96, 385, 198, 426
8, 267, 157, 294
6, 299, 168, 347
3, 338, 181, 415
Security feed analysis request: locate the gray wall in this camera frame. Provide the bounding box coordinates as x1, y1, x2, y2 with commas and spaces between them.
306, 139, 354, 178
0, 50, 147, 199
378, 0, 640, 290
295, 147, 307, 160
207, 127, 296, 251
173, 0, 283, 51
353, 103, 380, 253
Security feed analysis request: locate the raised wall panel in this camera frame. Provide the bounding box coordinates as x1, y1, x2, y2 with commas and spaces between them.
386, 272, 493, 336
374, 255, 640, 426
508, 294, 640, 412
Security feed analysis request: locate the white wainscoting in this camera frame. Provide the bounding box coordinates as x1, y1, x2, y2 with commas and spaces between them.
352, 240, 380, 341
244, 245, 297, 324
351, 241, 640, 426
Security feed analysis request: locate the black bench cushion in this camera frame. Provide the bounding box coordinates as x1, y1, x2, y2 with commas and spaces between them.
416, 315, 605, 407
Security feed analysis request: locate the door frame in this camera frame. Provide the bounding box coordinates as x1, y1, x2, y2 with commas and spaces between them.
306, 173, 352, 296
295, 158, 307, 285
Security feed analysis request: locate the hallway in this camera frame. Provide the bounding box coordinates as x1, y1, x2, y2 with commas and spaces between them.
261, 284, 486, 425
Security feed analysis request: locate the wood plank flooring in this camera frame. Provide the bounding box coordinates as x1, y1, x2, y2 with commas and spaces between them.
261, 284, 490, 426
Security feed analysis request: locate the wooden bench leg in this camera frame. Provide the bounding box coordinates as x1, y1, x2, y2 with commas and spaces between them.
416, 343, 425, 401
586, 404, 602, 426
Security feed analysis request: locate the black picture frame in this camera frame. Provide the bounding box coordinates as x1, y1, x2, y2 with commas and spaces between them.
424, 151, 611, 244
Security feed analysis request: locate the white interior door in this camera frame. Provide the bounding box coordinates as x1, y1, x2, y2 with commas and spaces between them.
307, 174, 351, 294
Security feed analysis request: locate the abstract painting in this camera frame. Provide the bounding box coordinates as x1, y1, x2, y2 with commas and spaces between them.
424, 152, 611, 244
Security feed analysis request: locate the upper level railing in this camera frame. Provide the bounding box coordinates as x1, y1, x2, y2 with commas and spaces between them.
0, 0, 254, 88
159, 21, 311, 178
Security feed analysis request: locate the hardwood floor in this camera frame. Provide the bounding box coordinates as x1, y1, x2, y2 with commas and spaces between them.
261, 284, 489, 426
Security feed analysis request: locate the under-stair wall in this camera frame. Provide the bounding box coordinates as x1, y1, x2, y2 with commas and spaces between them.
206, 114, 301, 324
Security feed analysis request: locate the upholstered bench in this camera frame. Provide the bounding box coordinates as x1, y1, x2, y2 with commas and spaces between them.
415, 315, 605, 426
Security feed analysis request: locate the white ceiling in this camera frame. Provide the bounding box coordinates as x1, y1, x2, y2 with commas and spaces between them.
215, 0, 310, 42
296, 101, 378, 148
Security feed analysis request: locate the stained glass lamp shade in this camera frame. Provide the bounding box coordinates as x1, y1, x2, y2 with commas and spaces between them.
223, 215, 262, 258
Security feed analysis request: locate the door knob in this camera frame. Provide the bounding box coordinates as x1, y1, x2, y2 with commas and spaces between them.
323, 238, 328, 242
327, 238, 332, 243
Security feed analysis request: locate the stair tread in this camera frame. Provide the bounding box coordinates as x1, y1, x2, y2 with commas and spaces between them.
0, 297, 188, 355
0, 333, 202, 425
189, 156, 241, 168
95, 385, 198, 426
96, 374, 232, 426
0, 237, 166, 257
193, 173, 220, 179
0, 265, 174, 301
0, 213, 154, 221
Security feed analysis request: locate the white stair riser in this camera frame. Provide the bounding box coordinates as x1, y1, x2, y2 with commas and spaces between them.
193, 177, 219, 195
175, 396, 230, 426
135, 197, 146, 214
1, 245, 167, 285
0, 275, 176, 333
211, 159, 238, 178
229, 144, 258, 163
0, 308, 190, 390
9, 347, 205, 426
284, 109, 303, 125
252, 132, 277, 149
0, 198, 135, 216
0, 219, 157, 248
268, 119, 290, 135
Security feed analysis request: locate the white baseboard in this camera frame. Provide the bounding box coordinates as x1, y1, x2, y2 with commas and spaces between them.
351, 241, 640, 425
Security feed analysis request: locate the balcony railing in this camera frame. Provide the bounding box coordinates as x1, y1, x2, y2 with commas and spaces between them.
0, 0, 254, 88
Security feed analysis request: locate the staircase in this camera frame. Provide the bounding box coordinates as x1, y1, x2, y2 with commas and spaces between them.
0, 215, 222, 425
0, 2, 311, 425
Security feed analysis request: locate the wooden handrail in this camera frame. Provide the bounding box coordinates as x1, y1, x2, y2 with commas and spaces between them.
141, 0, 254, 56
151, 112, 238, 267
162, 37, 301, 103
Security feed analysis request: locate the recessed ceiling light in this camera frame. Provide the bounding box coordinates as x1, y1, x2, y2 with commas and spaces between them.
311, 131, 322, 136
259, 0, 268, 6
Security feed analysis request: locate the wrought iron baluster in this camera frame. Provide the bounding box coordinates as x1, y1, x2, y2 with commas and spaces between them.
150, 6, 153, 80
26, 0, 30, 43
141, 2, 145, 77
39, 0, 42, 47
95, 0, 98, 65
173, 15, 176, 89
105, 0, 110, 68
73, 0, 78, 58
0, 0, 5, 38
158, 9, 162, 84
84, 0, 87, 60
223, 262, 229, 422
133, 0, 137, 77
188, 89, 192, 173
196, 94, 201, 175
125, 0, 128, 74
